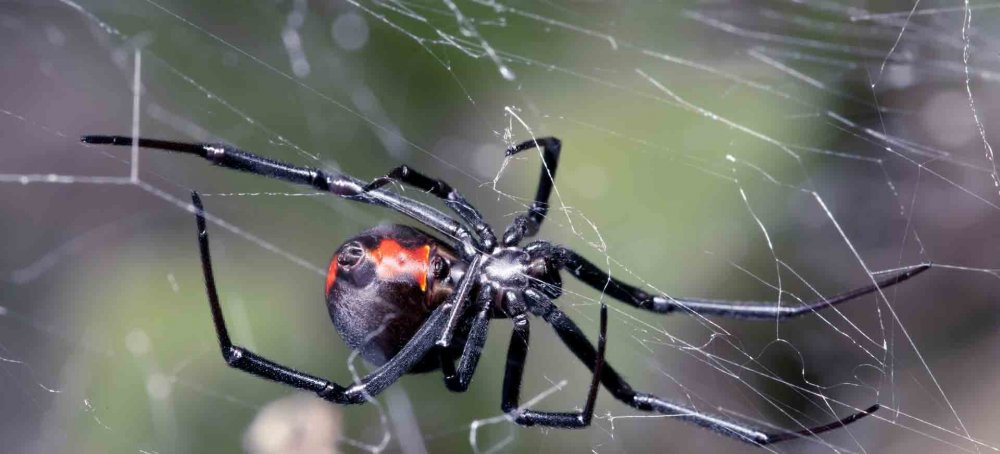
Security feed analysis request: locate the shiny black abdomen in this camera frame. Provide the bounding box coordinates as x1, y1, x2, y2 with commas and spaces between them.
325, 224, 459, 373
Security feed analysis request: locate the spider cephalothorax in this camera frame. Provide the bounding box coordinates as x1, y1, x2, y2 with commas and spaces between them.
83, 134, 930, 445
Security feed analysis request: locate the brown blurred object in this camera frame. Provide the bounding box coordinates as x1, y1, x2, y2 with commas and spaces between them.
243, 394, 343, 454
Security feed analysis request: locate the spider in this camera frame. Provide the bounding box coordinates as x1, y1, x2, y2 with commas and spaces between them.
83, 134, 929, 446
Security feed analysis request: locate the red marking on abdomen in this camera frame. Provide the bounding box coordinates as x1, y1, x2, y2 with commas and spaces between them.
372, 239, 431, 291
325, 260, 338, 294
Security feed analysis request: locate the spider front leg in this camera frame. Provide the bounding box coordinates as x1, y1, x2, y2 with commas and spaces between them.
191, 192, 475, 405
525, 291, 879, 445
501, 292, 607, 428
502, 137, 561, 246
528, 241, 930, 320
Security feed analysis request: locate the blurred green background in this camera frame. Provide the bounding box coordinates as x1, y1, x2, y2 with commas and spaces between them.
1, 1, 998, 453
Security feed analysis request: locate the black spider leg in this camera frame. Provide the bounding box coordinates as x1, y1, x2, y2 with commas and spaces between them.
440, 289, 495, 392
362, 165, 497, 251
524, 289, 878, 445
501, 137, 561, 246
191, 191, 483, 405
81, 135, 479, 260
527, 242, 930, 320
501, 292, 607, 428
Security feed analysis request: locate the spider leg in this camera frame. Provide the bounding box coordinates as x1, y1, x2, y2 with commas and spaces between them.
524, 290, 878, 445
500, 293, 607, 428
82, 135, 479, 259
501, 137, 561, 246
440, 289, 495, 392
362, 165, 497, 250
191, 191, 478, 405
527, 242, 930, 320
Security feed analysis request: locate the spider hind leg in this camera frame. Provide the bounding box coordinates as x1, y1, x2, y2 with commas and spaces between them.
190, 192, 475, 405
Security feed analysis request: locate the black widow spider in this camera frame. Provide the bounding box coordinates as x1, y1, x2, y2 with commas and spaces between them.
82, 134, 929, 446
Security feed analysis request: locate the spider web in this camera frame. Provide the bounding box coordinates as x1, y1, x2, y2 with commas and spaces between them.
1, 1, 998, 453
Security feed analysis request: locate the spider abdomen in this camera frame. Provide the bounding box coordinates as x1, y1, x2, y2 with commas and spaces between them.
325, 224, 460, 371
